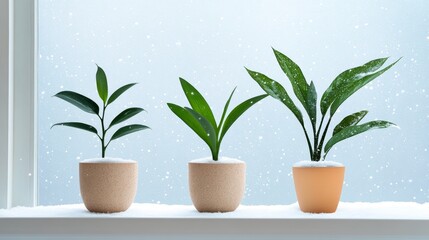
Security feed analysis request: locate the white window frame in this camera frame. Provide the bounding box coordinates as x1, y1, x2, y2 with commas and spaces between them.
1, 0, 429, 239
0, 0, 37, 209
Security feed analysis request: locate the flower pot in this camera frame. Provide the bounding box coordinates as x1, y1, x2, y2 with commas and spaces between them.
79, 158, 138, 213
292, 161, 345, 213
188, 157, 246, 212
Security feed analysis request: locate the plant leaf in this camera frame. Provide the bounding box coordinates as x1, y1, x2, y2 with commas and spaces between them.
51, 122, 98, 134
320, 58, 389, 116
273, 48, 309, 111
217, 87, 236, 134
107, 83, 137, 106
246, 67, 304, 124
167, 103, 215, 154
324, 120, 396, 156
179, 78, 217, 130
330, 58, 400, 116
306, 81, 317, 126
54, 91, 99, 115
184, 107, 217, 154
96, 65, 108, 103
110, 124, 150, 141
219, 94, 268, 144
333, 110, 368, 135
109, 107, 144, 129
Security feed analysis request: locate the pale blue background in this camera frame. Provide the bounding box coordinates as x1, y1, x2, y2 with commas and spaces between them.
38, 0, 429, 205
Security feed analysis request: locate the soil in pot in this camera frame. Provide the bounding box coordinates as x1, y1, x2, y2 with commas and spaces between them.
80, 158, 138, 213
293, 161, 345, 213
188, 157, 246, 213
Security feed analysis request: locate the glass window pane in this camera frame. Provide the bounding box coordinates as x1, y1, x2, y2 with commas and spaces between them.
38, 0, 429, 205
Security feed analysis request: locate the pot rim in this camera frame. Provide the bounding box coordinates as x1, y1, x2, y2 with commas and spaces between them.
293, 160, 344, 168
80, 157, 137, 164
189, 156, 245, 164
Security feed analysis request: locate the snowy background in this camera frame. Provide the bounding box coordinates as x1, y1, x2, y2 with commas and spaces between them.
38, 0, 429, 205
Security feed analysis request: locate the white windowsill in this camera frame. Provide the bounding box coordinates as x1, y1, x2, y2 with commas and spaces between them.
1, 202, 429, 239
1, 202, 429, 219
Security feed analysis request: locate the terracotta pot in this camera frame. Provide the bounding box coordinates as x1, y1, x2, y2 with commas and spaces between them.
293, 162, 345, 213
188, 157, 246, 212
79, 158, 138, 213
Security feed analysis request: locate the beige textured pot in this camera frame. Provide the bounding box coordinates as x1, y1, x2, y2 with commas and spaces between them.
79, 158, 138, 213
188, 157, 246, 213
293, 161, 345, 213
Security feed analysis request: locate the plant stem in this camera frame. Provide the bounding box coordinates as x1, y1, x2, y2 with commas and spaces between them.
316, 114, 326, 142
316, 116, 333, 160
213, 151, 218, 161
100, 104, 107, 158
311, 121, 317, 161
212, 137, 220, 161
313, 114, 326, 161
300, 123, 313, 160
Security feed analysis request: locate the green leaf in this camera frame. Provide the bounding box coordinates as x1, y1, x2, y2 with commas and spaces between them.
96, 65, 109, 103
217, 87, 236, 134
273, 48, 309, 111
306, 81, 317, 126
320, 58, 388, 116
167, 103, 215, 154
110, 124, 150, 141
179, 78, 217, 130
219, 94, 268, 144
324, 120, 397, 156
184, 107, 217, 154
107, 83, 137, 106
246, 67, 304, 124
54, 91, 99, 115
330, 58, 400, 116
333, 110, 368, 135
109, 107, 144, 129
51, 122, 98, 134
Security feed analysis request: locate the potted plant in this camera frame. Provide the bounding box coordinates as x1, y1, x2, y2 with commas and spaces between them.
246, 48, 399, 213
167, 78, 267, 212
52, 65, 149, 213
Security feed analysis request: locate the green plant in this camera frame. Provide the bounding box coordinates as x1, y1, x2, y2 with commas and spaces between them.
52, 65, 150, 158
246, 48, 400, 161
167, 78, 268, 160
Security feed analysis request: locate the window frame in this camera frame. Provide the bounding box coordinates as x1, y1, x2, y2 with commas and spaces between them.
1, 1, 429, 238
0, 0, 37, 209
0, 0, 11, 208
